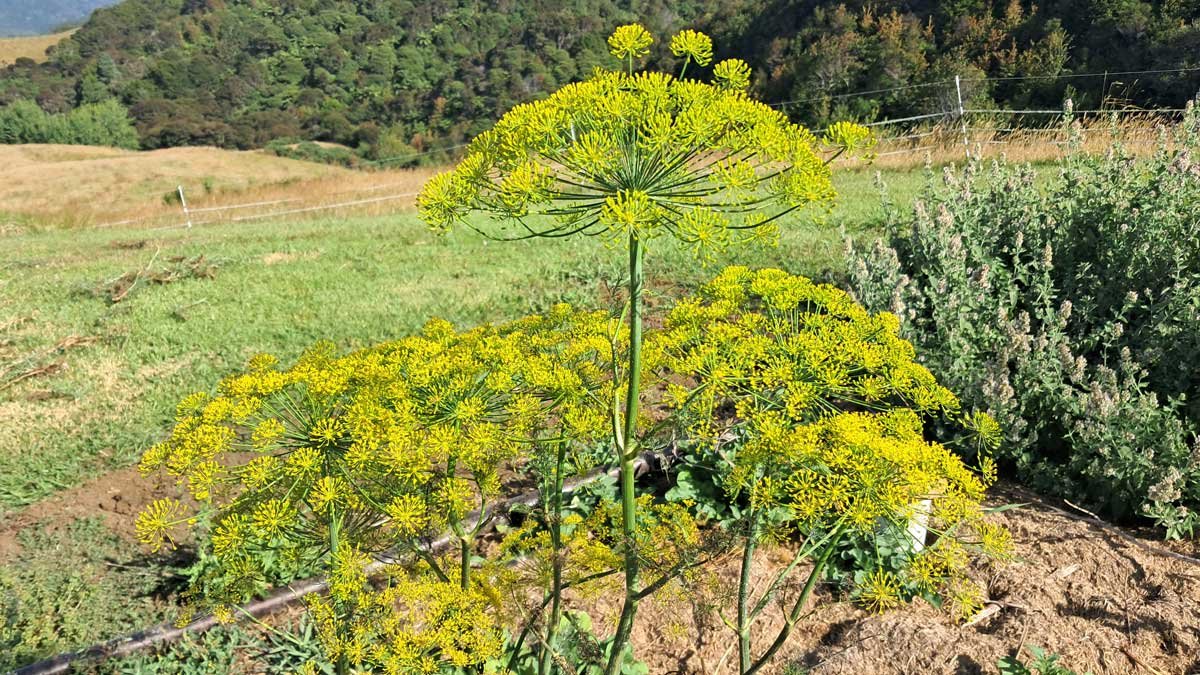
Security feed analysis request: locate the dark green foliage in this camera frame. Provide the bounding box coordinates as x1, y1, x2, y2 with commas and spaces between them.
2, 0, 1198, 152
847, 111, 1200, 538
0, 96, 137, 147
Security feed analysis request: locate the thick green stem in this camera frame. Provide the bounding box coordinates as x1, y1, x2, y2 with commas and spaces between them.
743, 526, 846, 675
604, 233, 645, 675
459, 535, 472, 591
539, 444, 567, 675
737, 510, 760, 674
328, 508, 348, 675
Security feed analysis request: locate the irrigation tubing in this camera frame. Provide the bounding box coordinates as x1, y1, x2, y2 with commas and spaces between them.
12, 451, 668, 675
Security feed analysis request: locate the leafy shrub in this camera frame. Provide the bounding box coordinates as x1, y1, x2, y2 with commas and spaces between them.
264, 139, 363, 168
0, 98, 138, 148
847, 108, 1200, 537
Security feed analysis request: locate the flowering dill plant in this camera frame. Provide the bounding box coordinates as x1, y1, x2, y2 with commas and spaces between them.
417, 24, 873, 673
654, 267, 1009, 674
137, 304, 618, 673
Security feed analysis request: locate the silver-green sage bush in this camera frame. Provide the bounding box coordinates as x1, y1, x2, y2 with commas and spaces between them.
847, 106, 1200, 538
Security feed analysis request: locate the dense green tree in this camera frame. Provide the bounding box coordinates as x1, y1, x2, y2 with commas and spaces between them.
0, 97, 137, 147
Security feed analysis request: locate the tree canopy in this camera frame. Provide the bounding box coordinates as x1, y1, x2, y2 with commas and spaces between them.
0, 0, 1196, 156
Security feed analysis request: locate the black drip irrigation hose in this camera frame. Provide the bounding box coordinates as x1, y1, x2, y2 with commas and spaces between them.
12, 452, 667, 675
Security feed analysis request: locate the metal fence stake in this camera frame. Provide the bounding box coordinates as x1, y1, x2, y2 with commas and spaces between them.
177, 185, 193, 229
955, 75, 970, 159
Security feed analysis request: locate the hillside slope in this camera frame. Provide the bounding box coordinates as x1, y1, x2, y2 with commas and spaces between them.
0, 144, 344, 225
0, 0, 1197, 153
0, 31, 76, 66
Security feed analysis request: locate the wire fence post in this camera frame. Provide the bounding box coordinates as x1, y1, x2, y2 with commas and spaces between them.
177, 185, 193, 229
955, 75, 970, 159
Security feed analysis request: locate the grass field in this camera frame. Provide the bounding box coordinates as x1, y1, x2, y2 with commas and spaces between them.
0, 144, 437, 230
0, 166, 925, 512
0, 30, 75, 67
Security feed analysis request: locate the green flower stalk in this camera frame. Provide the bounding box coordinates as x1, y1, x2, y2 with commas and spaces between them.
417, 23, 873, 672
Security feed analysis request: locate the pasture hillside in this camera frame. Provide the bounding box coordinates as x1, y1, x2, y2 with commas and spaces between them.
0, 144, 442, 229
0, 30, 75, 66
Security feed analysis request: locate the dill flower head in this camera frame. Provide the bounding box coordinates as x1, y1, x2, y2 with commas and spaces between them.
417, 26, 872, 258
856, 569, 903, 613
713, 58, 752, 91
670, 29, 713, 67
608, 23, 654, 60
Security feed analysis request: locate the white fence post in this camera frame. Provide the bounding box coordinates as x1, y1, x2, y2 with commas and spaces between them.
955, 75, 970, 159
177, 185, 193, 229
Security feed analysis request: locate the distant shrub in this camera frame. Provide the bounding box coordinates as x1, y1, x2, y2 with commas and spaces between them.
0, 98, 138, 148
847, 107, 1200, 538
264, 139, 362, 168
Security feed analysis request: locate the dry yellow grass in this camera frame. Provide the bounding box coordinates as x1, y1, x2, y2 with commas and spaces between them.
0, 144, 438, 229
0, 114, 1177, 231
838, 113, 1180, 170
0, 30, 76, 67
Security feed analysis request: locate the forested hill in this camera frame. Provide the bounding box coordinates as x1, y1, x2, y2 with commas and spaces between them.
0, 0, 119, 36
1, 0, 1198, 159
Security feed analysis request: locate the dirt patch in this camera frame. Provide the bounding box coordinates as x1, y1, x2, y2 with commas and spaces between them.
0, 334, 100, 393
108, 239, 150, 250
0, 467, 180, 562
261, 250, 322, 266
96, 254, 218, 303
597, 486, 1200, 675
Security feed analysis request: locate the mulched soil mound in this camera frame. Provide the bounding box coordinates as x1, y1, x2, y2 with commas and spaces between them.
596, 485, 1200, 674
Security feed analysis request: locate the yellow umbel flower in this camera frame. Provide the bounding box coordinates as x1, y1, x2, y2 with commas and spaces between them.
607, 23, 653, 60
417, 27, 872, 257
386, 494, 428, 536
857, 569, 903, 613
713, 59, 752, 90
670, 29, 713, 68
135, 498, 190, 552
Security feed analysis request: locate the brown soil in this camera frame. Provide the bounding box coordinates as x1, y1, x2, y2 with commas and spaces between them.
0, 466, 180, 562
599, 487, 1200, 675
3, 472, 1198, 674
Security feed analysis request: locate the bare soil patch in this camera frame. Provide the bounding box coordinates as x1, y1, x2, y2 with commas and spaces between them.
599, 486, 1200, 675
0, 467, 179, 562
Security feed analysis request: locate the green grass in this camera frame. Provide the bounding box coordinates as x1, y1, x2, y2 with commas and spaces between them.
0, 518, 174, 670
0, 165, 927, 672
0, 166, 924, 512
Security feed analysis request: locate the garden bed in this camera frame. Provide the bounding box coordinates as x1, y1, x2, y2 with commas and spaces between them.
3, 472, 1197, 674
603, 484, 1200, 674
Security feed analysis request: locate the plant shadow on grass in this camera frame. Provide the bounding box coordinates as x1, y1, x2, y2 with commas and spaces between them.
111, 545, 203, 605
